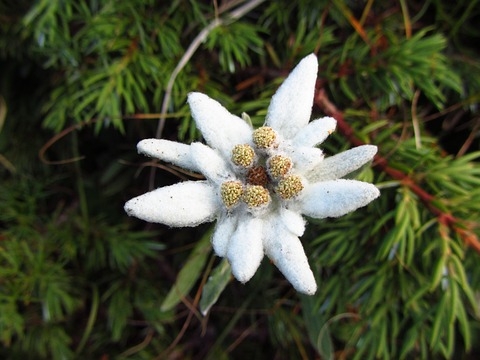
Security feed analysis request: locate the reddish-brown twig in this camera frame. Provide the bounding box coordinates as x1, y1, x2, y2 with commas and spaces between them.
314, 88, 480, 255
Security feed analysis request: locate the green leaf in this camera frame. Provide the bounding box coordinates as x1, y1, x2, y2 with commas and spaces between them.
375, 314, 388, 358
399, 326, 419, 359
317, 323, 334, 360
430, 255, 447, 290
199, 259, 232, 316
106, 284, 132, 341
455, 290, 472, 349
430, 292, 447, 349
301, 295, 333, 360
160, 228, 212, 312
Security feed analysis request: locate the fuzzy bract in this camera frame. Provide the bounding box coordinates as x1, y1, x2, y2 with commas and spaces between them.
124, 54, 380, 295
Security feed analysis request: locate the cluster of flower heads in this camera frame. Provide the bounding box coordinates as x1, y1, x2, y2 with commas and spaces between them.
125, 54, 380, 295
221, 126, 311, 211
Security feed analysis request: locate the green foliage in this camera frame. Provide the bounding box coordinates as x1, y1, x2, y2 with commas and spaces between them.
0, 178, 160, 358
160, 229, 211, 312
200, 259, 232, 315
324, 28, 462, 110
205, 22, 264, 73
1, 0, 480, 358
305, 135, 480, 358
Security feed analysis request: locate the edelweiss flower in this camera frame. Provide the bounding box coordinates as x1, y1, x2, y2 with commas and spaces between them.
124, 54, 380, 295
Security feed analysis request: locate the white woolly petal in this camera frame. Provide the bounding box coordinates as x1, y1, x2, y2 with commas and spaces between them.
124, 181, 219, 226
280, 208, 305, 236
288, 146, 324, 173
306, 145, 378, 182
300, 179, 380, 219
227, 216, 264, 283
291, 117, 337, 147
212, 214, 238, 257
190, 142, 233, 184
265, 54, 318, 139
187, 92, 253, 159
137, 139, 198, 172
263, 220, 317, 295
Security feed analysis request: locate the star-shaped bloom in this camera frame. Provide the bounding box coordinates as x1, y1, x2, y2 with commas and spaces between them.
124, 54, 380, 295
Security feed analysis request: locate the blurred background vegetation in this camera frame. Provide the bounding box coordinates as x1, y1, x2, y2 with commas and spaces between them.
1, 0, 480, 358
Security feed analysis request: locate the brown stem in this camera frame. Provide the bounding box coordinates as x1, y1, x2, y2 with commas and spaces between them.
314, 88, 480, 255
